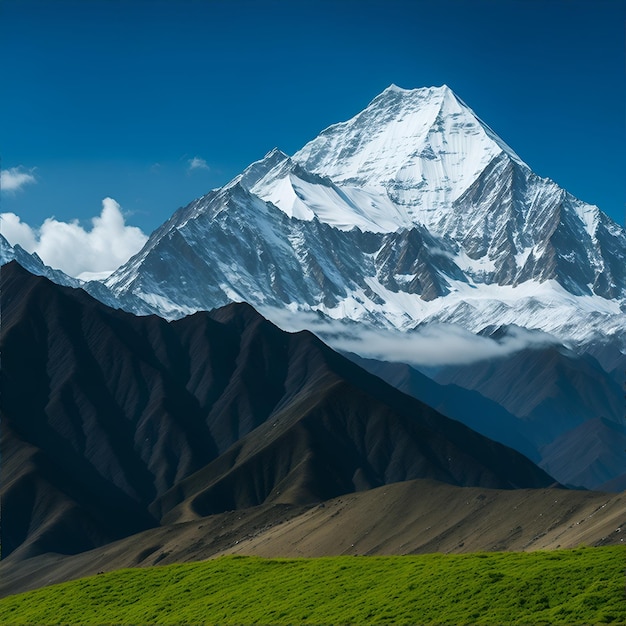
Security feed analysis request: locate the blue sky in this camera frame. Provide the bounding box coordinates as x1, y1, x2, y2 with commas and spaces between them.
1, 0, 624, 275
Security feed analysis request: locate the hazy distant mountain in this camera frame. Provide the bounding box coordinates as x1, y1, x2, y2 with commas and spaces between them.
349, 349, 625, 490
103, 85, 626, 355
1, 262, 556, 561
432, 345, 625, 489
435, 346, 622, 435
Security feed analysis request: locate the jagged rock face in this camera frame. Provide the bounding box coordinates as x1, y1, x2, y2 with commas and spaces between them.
104, 178, 469, 316
291, 87, 625, 301
375, 227, 466, 300
95, 86, 626, 347
0, 233, 82, 289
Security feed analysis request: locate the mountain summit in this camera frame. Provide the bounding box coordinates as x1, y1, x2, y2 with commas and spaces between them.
243, 85, 525, 233
104, 85, 625, 353
293, 84, 525, 217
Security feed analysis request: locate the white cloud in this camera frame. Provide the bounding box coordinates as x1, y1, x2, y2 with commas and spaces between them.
0, 211, 38, 250
327, 323, 557, 367
1, 166, 37, 192
260, 306, 559, 367
0, 198, 148, 279
188, 156, 210, 172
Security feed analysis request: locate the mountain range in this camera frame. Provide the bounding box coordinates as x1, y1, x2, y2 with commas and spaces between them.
2, 84, 625, 597
3, 262, 625, 599
3, 85, 623, 358
1, 263, 574, 584
2, 85, 624, 487
100, 85, 625, 359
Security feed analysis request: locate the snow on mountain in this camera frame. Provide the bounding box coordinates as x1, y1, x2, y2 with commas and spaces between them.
248, 152, 412, 232
242, 87, 626, 307
293, 85, 526, 220
247, 85, 526, 233
101, 85, 625, 360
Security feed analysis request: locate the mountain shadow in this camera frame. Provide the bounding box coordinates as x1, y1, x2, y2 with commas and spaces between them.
1, 261, 557, 561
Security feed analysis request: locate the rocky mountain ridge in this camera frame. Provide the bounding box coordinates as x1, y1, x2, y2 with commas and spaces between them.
100, 85, 625, 356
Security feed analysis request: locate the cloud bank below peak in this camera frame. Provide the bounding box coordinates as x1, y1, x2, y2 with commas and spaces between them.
261, 306, 560, 367
0, 198, 148, 280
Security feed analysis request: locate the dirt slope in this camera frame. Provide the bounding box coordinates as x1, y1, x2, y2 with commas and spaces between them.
0, 479, 622, 599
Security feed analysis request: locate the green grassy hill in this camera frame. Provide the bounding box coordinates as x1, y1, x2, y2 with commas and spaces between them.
0, 547, 624, 625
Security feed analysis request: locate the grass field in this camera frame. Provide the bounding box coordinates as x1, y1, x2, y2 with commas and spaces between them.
0, 547, 623, 625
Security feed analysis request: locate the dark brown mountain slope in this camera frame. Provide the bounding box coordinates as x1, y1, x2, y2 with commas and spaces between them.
1, 261, 556, 561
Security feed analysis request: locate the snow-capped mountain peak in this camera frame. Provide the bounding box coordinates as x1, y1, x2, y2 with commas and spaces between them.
96, 84, 625, 356
241, 85, 529, 234
292, 84, 526, 223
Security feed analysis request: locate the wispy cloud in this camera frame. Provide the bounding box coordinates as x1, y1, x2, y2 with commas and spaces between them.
188, 156, 210, 172
0, 198, 148, 280
260, 306, 559, 367
1, 166, 37, 192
